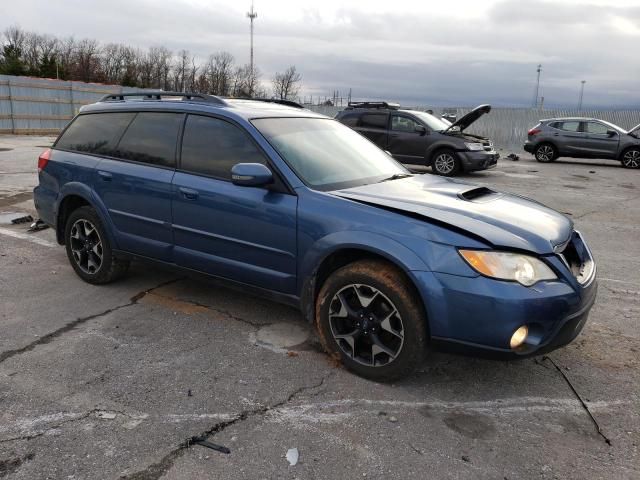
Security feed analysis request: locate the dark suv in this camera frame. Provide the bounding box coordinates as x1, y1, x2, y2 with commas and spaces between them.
33, 92, 596, 381
524, 117, 640, 168
336, 102, 498, 176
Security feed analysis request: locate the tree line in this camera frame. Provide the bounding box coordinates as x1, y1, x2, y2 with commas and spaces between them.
0, 25, 302, 100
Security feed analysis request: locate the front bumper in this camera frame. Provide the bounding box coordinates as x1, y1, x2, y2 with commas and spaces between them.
458, 150, 499, 171
410, 242, 597, 358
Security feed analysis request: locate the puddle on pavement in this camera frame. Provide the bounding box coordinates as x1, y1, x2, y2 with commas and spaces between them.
0, 148, 14, 152
0, 211, 26, 224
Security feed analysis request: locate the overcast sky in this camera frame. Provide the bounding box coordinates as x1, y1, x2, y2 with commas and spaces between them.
4, 0, 640, 107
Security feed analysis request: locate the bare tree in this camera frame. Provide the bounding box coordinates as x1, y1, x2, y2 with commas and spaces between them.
272, 65, 302, 100
74, 38, 100, 82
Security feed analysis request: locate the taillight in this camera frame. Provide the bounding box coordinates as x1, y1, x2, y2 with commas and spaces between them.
528, 128, 541, 136
38, 148, 51, 172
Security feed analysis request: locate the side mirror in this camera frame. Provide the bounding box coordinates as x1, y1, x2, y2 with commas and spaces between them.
231, 163, 274, 187
607, 129, 617, 137
415, 125, 427, 135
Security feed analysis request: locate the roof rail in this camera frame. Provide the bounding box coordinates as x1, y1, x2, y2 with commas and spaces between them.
247, 98, 305, 109
346, 101, 400, 110
99, 91, 228, 106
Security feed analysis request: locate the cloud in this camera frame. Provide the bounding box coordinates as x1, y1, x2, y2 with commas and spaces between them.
3, 0, 639, 107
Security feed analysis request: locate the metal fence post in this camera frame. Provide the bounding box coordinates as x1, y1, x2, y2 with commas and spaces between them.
7, 77, 16, 134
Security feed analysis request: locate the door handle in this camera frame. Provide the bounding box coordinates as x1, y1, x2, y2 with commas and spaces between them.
389, 133, 400, 138
553, 133, 559, 136
179, 187, 199, 200
97, 170, 112, 181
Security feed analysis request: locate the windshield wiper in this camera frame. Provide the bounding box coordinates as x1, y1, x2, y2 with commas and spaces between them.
378, 173, 413, 183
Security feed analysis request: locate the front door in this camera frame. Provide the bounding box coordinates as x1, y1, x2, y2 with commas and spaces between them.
582, 121, 620, 158
387, 113, 428, 164
171, 114, 298, 293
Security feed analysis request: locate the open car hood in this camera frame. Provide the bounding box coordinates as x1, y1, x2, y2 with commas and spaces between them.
628, 123, 640, 135
334, 175, 573, 255
444, 104, 491, 132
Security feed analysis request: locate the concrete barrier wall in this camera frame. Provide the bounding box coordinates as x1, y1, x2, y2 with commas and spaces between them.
0, 75, 150, 134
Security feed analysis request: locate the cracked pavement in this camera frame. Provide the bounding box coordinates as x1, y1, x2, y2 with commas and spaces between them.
1, 136, 639, 479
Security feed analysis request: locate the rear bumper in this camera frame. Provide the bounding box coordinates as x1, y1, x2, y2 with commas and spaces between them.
458, 150, 499, 171
523, 141, 535, 153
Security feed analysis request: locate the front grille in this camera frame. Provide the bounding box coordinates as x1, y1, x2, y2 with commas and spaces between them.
556, 231, 595, 285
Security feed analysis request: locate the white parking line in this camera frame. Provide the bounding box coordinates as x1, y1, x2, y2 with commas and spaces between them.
0, 227, 56, 247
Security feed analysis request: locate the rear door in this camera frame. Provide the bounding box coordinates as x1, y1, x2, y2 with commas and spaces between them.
356, 112, 389, 148
387, 113, 428, 164
553, 120, 587, 155
582, 121, 619, 158
171, 114, 298, 293
93, 111, 183, 261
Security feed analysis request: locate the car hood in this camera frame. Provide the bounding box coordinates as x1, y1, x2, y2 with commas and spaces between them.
444, 104, 491, 133
334, 175, 573, 254
628, 123, 640, 136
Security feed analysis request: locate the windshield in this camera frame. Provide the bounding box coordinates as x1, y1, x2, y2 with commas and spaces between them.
409, 111, 452, 132
252, 118, 409, 191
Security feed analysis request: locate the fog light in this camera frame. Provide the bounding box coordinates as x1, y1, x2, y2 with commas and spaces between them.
510, 325, 529, 349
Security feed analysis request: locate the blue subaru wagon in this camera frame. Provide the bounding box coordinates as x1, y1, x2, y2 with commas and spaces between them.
34, 92, 597, 381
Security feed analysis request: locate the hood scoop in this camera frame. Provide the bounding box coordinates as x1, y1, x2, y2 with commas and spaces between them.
457, 186, 501, 202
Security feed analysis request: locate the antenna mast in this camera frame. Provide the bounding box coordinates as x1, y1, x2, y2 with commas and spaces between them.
247, 1, 258, 96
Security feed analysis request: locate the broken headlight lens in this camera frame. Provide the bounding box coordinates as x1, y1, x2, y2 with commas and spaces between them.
459, 250, 557, 286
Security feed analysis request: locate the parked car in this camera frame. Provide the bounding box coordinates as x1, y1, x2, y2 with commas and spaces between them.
335, 102, 498, 176
524, 117, 640, 168
34, 92, 597, 381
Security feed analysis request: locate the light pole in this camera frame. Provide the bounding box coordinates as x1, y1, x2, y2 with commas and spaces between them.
533, 64, 542, 108
578, 80, 586, 110
246, 1, 258, 96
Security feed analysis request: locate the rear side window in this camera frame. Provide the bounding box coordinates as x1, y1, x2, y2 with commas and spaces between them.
338, 112, 360, 127
359, 113, 388, 129
180, 115, 266, 179
114, 112, 183, 168
56, 113, 134, 155
558, 121, 581, 132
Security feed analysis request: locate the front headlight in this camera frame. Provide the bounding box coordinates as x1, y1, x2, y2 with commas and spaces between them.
464, 142, 484, 151
459, 250, 557, 286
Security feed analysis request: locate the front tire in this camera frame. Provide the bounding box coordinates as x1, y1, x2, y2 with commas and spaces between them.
64, 206, 129, 284
621, 148, 640, 169
534, 143, 557, 162
431, 149, 461, 176
315, 260, 428, 381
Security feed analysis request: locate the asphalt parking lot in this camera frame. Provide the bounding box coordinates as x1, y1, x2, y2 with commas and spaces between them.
0, 135, 638, 479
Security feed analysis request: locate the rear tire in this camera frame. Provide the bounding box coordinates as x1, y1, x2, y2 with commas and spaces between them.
315, 259, 428, 382
64, 206, 129, 284
621, 148, 640, 169
534, 143, 557, 162
431, 149, 461, 176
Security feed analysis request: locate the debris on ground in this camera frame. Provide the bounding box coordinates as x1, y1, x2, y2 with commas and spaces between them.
388, 416, 398, 423
462, 455, 471, 463
187, 389, 192, 397
10, 214, 33, 225
506, 153, 519, 161
193, 438, 231, 454
286, 448, 299, 466
28, 219, 49, 232
97, 412, 117, 419
287, 351, 299, 357
589, 170, 596, 173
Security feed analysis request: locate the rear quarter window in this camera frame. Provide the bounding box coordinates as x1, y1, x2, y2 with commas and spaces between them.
55, 113, 135, 155
338, 112, 361, 127
359, 113, 388, 129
